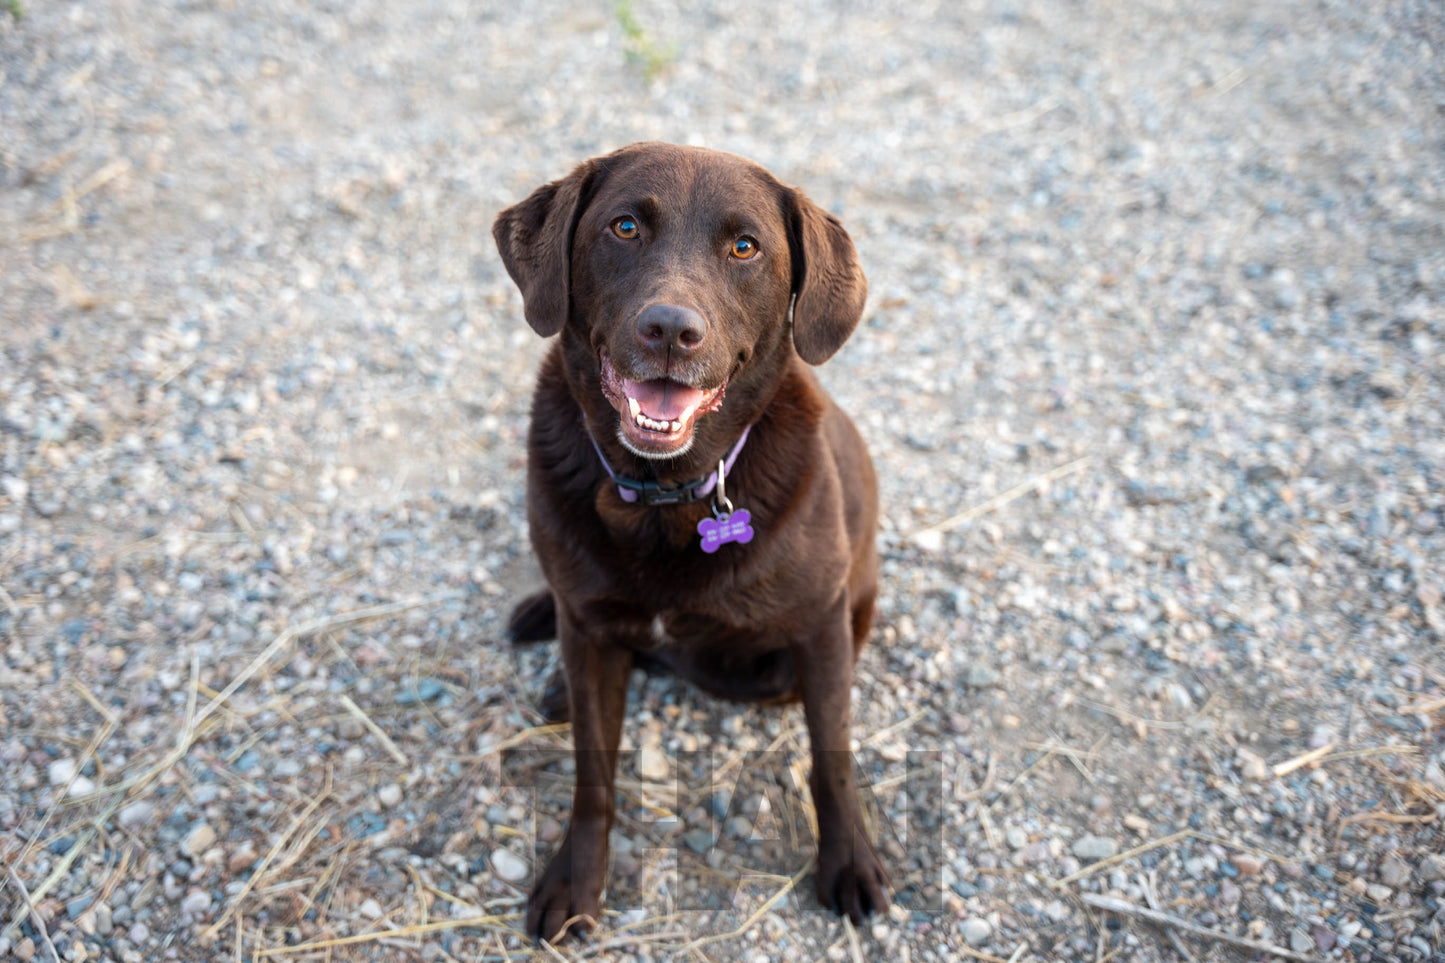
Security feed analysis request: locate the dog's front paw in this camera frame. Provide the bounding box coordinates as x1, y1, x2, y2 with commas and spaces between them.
526, 834, 605, 944
816, 827, 891, 925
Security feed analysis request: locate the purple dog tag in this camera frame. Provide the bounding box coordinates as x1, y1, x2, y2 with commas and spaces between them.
697, 509, 754, 553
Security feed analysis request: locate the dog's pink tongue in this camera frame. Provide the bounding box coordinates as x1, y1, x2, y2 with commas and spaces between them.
624, 378, 704, 421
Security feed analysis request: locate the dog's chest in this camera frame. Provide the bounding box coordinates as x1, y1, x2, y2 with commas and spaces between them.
605, 607, 737, 655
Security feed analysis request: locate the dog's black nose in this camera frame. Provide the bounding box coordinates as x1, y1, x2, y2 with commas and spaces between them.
636, 304, 707, 351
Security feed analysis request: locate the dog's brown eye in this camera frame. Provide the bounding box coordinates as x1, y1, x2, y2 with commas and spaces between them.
731, 236, 758, 259
612, 217, 640, 240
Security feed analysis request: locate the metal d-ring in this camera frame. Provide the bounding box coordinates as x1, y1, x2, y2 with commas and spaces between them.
711, 458, 733, 517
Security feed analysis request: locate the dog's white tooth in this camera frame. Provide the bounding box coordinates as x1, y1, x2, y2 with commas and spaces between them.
670, 420, 681, 432
628, 397, 641, 420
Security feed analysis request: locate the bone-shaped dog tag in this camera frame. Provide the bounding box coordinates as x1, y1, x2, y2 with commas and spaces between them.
697, 509, 754, 553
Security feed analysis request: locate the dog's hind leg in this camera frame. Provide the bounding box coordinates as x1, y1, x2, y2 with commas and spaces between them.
507, 589, 557, 642
849, 587, 876, 658
506, 590, 568, 720
537, 666, 570, 723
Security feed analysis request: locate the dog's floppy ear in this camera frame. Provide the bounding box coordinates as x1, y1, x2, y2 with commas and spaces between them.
786, 190, 868, 365
492, 161, 600, 337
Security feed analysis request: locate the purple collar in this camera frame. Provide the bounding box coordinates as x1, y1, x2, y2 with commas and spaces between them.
589, 424, 752, 507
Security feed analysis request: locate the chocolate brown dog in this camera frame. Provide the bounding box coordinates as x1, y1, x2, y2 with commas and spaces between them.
493, 143, 887, 943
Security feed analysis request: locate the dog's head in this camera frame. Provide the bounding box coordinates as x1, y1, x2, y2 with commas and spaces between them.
494, 143, 867, 460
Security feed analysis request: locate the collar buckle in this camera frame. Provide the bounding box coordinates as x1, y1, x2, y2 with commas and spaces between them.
617, 479, 697, 507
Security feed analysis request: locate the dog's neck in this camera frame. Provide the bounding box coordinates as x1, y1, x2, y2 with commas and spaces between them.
585, 422, 752, 507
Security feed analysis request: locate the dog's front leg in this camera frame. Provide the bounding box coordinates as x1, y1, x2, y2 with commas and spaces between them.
526, 613, 633, 944
792, 596, 891, 924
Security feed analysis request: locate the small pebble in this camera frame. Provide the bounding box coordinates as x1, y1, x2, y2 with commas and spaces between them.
1233, 854, 1265, 876
1071, 835, 1118, 861
961, 917, 992, 946
638, 746, 669, 781
377, 783, 403, 808
683, 829, 715, 854
1378, 854, 1410, 888
271, 759, 303, 778
181, 889, 212, 916
47, 758, 78, 786
182, 822, 216, 857
228, 841, 258, 874
395, 678, 445, 704
162, 873, 184, 901
491, 848, 529, 883
1236, 749, 1269, 781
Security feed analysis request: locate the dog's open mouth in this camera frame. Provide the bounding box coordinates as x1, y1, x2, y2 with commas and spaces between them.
600, 352, 725, 458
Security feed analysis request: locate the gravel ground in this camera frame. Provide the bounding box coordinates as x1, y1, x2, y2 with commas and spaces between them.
2, 0, 1444, 960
